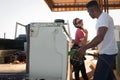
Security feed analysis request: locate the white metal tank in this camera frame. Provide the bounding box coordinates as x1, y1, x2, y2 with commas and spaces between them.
29, 23, 68, 80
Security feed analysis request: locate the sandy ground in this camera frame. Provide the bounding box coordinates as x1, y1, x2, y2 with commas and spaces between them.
0, 64, 26, 73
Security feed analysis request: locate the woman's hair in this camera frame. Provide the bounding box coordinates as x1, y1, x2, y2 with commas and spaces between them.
73, 18, 83, 29
73, 18, 79, 26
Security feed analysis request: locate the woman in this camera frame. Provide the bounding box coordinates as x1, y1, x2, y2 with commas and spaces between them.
70, 18, 88, 80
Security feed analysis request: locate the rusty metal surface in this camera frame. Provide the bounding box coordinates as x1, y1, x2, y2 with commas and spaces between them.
45, 0, 120, 12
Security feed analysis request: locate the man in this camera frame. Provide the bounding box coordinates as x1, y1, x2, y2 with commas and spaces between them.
77, 1, 118, 80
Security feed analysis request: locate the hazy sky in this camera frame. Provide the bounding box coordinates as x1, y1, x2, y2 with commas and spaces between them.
0, 0, 120, 40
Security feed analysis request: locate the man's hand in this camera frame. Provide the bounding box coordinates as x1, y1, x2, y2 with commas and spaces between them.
75, 46, 87, 59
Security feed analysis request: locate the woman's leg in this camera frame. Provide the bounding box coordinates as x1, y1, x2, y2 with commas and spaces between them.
80, 61, 88, 80
74, 65, 80, 80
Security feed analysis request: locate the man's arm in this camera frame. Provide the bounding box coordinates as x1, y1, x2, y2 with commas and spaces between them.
86, 26, 108, 49
76, 26, 108, 57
